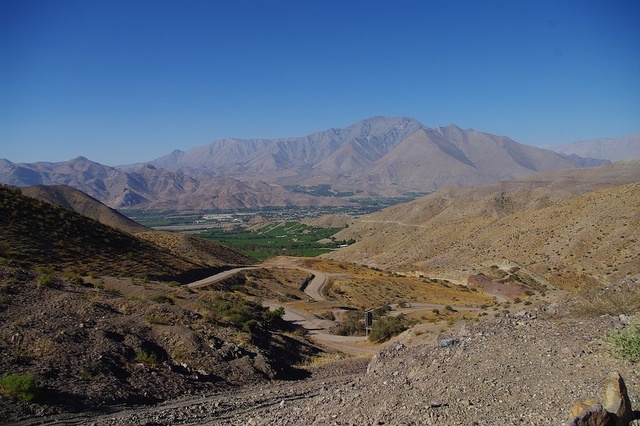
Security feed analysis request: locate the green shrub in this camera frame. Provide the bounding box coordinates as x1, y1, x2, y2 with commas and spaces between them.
334, 311, 365, 336
36, 274, 55, 288
261, 306, 285, 330
320, 311, 336, 321
203, 295, 263, 330
369, 315, 413, 343
134, 350, 158, 366
34, 266, 54, 275
0, 373, 38, 401
65, 272, 84, 286
372, 305, 391, 317
242, 319, 259, 333
608, 325, 640, 362
149, 295, 174, 305
145, 314, 169, 325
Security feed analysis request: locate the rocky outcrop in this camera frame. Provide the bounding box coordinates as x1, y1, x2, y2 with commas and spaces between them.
568, 372, 634, 426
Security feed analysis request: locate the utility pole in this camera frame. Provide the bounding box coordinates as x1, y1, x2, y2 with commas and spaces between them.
365, 311, 373, 338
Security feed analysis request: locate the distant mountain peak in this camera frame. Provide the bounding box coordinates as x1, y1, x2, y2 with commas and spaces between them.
548, 133, 640, 162
70, 156, 93, 163
0, 117, 620, 210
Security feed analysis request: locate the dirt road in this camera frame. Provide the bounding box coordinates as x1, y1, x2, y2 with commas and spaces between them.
187, 267, 260, 289
186, 259, 485, 354
186, 260, 326, 302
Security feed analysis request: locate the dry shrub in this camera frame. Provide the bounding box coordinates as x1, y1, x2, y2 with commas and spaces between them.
569, 281, 640, 318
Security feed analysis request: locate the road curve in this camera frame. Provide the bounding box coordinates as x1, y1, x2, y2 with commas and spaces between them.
260, 258, 329, 302
264, 301, 373, 354
186, 261, 328, 302
187, 267, 260, 289
294, 267, 327, 302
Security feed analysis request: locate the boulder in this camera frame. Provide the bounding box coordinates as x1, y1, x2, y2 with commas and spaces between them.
568, 372, 635, 426
568, 404, 616, 426
571, 399, 600, 418
602, 372, 634, 426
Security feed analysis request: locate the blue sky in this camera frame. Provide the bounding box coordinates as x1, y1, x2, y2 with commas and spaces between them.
1, 0, 639, 166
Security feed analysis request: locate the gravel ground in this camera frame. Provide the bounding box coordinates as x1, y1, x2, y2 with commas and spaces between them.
18, 308, 639, 426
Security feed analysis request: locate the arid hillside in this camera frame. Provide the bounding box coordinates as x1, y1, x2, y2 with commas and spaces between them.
326, 160, 640, 289
20, 184, 148, 234
0, 185, 254, 279
16, 184, 256, 270
0, 185, 316, 423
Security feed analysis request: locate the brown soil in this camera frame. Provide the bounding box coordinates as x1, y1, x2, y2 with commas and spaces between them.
16, 283, 640, 426
0, 265, 322, 423
6, 266, 639, 425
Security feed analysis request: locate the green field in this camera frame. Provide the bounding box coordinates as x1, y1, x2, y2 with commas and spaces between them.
198, 222, 353, 260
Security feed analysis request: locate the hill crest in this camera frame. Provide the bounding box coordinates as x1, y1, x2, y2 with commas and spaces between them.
326, 159, 640, 288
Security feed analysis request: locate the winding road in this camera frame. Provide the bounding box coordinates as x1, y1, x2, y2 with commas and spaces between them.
186, 260, 375, 352
186, 259, 483, 353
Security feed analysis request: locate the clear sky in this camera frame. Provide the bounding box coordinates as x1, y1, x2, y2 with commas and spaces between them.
1, 0, 639, 166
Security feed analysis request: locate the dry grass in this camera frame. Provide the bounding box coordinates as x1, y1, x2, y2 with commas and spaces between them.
568, 283, 640, 318
303, 258, 494, 310
327, 180, 640, 289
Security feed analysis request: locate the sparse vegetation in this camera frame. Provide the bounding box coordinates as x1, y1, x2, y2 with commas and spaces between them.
369, 315, 415, 343
36, 273, 55, 288
372, 305, 392, 318
608, 324, 640, 362
334, 311, 365, 336
0, 373, 38, 402
145, 314, 170, 325
149, 294, 174, 305
202, 294, 280, 332
65, 272, 84, 286
134, 350, 159, 366
320, 311, 336, 321
569, 285, 640, 318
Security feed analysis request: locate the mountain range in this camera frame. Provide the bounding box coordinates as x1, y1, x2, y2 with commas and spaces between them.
549, 133, 640, 162
2, 116, 634, 210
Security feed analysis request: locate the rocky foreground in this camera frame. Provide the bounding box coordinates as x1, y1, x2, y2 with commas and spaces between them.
18, 303, 639, 426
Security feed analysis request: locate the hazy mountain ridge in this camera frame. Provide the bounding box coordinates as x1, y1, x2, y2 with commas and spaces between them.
0, 117, 619, 209
0, 157, 346, 209
549, 133, 640, 162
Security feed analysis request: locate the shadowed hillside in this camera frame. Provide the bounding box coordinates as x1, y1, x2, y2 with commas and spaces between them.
0, 185, 254, 279
0, 185, 317, 423
17, 184, 257, 271
20, 184, 148, 234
